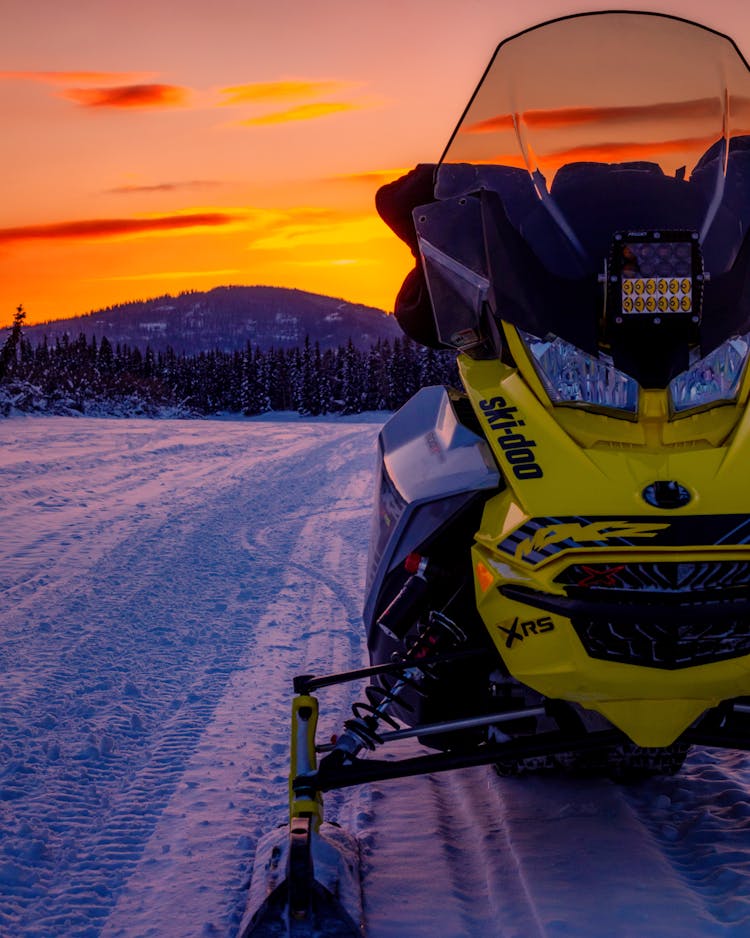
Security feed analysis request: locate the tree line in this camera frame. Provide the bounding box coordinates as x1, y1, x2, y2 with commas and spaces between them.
0, 306, 458, 417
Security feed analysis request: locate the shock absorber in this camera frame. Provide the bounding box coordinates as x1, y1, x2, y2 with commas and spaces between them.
330, 607, 467, 761
376, 552, 432, 643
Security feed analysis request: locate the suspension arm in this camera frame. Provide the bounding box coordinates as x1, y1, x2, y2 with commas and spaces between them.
293, 647, 486, 695
299, 728, 629, 793
295, 700, 750, 796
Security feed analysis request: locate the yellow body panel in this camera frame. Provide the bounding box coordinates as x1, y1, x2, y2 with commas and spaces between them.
461, 346, 750, 746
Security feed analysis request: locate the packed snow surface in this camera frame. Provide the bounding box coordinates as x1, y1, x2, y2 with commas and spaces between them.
2, 415, 750, 937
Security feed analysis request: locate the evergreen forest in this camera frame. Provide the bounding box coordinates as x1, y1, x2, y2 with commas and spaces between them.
0, 307, 458, 417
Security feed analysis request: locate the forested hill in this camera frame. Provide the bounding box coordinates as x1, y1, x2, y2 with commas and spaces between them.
21, 285, 401, 354
1, 319, 458, 418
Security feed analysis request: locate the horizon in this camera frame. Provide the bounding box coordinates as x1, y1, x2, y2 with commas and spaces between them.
7, 283, 392, 331
3, 0, 750, 327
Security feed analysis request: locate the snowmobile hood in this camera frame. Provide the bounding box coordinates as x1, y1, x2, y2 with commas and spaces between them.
417, 12, 750, 389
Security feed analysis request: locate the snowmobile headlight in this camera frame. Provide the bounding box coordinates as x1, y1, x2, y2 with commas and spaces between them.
519, 329, 639, 416
669, 335, 750, 415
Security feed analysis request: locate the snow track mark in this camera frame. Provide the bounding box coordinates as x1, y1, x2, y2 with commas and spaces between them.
621, 748, 750, 933
0, 417, 381, 938
428, 768, 547, 937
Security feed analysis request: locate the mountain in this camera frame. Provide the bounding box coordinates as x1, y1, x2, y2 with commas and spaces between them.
22, 285, 402, 354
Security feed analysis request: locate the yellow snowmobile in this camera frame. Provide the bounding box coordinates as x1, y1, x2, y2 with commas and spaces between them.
241, 12, 750, 936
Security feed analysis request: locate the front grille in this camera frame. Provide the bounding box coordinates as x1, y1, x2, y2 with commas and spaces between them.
553, 561, 750, 668
556, 560, 750, 592
572, 616, 750, 669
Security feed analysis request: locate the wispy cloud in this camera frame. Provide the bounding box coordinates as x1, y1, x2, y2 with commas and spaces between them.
107, 180, 223, 195
544, 135, 729, 166
60, 83, 189, 109
0, 70, 155, 84
0, 205, 388, 257
2, 70, 372, 122
220, 78, 352, 104
0, 212, 238, 244
239, 101, 359, 126
220, 76, 374, 127
465, 98, 750, 134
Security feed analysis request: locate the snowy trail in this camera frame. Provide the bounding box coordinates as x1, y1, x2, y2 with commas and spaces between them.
2, 417, 750, 937
0, 416, 376, 937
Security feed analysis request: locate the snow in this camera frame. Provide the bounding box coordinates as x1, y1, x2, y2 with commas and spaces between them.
2, 414, 750, 937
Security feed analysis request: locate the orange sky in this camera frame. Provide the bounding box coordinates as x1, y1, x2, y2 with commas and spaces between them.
3, 0, 750, 326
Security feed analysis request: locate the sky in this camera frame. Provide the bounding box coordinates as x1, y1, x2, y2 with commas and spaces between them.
3, 0, 750, 326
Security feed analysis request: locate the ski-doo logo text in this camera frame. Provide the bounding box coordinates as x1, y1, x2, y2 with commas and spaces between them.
497, 615, 554, 648
479, 396, 543, 480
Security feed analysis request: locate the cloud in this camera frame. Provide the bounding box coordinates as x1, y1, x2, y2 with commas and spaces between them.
60, 84, 189, 109
487, 132, 743, 172
220, 79, 351, 104
523, 99, 723, 130
0, 212, 238, 244
239, 101, 359, 126
465, 98, 750, 135
107, 180, 223, 195
0, 70, 155, 84
0, 205, 389, 262
545, 134, 733, 166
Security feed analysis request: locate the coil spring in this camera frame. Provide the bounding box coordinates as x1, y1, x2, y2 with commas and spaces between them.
343, 610, 467, 751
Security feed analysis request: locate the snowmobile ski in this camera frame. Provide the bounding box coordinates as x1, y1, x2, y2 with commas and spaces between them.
237, 818, 363, 938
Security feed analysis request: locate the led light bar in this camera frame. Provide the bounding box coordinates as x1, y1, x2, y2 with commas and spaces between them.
609, 230, 703, 324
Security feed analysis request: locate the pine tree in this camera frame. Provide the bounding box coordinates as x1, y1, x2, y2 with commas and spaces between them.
0, 304, 26, 381
288, 347, 303, 412
297, 335, 322, 415
266, 348, 290, 411
337, 339, 364, 414
241, 343, 271, 415
364, 339, 388, 410
98, 336, 114, 375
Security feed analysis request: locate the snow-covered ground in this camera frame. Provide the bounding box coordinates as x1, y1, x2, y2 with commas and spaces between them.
2, 415, 750, 938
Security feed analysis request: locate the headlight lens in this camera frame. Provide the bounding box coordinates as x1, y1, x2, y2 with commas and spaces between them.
518, 330, 750, 417
669, 335, 750, 414
518, 330, 639, 415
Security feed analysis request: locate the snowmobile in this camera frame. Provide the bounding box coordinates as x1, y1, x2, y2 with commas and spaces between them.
240, 11, 750, 936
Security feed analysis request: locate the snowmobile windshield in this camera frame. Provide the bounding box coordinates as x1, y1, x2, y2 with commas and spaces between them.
418, 12, 750, 396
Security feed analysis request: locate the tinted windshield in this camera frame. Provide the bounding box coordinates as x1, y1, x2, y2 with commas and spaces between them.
437, 13, 750, 279
418, 13, 750, 382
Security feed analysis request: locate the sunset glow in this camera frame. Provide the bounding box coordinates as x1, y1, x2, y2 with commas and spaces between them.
239, 101, 363, 125
220, 79, 353, 104
483, 134, 741, 178
3, 0, 750, 326
465, 98, 739, 134
60, 84, 191, 109
0, 212, 240, 244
